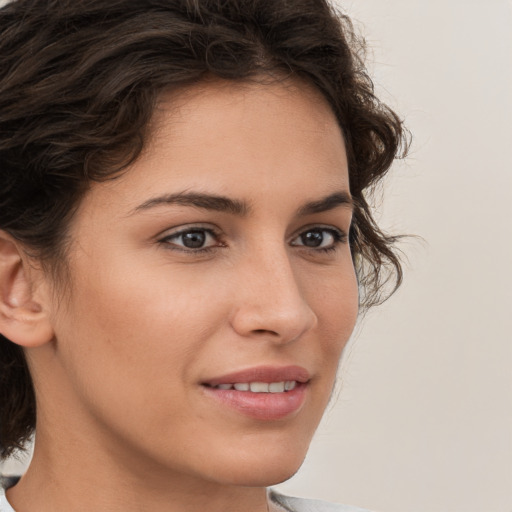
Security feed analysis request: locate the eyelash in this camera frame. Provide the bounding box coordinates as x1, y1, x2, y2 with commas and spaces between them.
157, 225, 348, 254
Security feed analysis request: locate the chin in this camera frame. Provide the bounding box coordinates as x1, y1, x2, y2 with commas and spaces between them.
248, 464, 303, 487
204, 444, 309, 488
216, 464, 304, 488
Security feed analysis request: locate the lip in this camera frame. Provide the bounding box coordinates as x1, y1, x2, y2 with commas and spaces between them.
201, 365, 310, 421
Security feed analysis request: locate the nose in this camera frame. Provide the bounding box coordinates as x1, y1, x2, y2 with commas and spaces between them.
229, 250, 317, 344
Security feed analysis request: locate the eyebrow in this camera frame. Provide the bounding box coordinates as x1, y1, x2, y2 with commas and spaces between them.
132, 192, 250, 216
297, 191, 354, 216
132, 190, 353, 217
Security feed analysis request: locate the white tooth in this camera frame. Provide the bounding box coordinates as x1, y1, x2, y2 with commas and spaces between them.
234, 383, 250, 391
269, 382, 285, 393
285, 381, 297, 391
250, 382, 269, 393
217, 384, 233, 390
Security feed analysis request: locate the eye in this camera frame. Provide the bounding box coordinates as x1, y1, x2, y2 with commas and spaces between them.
290, 227, 345, 251
159, 227, 219, 251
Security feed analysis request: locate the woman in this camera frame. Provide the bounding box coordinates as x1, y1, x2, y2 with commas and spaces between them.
0, 0, 407, 510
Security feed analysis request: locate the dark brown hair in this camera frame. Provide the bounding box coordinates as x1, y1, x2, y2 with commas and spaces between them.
0, 0, 408, 459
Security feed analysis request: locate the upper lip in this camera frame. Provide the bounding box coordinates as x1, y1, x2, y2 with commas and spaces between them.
202, 365, 311, 387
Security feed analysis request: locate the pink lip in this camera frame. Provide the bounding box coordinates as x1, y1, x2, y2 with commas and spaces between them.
201, 365, 310, 421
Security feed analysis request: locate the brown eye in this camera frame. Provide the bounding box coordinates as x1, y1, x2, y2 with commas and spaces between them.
291, 228, 345, 250
300, 230, 325, 247
180, 230, 207, 248
161, 228, 217, 251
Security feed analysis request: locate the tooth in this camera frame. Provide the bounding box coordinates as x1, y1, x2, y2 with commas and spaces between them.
269, 382, 285, 393
217, 384, 233, 390
250, 382, 269, 393
234, 383, 250, 391
285, 381, 296, 391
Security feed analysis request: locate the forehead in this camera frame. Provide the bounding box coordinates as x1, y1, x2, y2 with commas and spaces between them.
152, 77, 341, 142
79, 78, 349, 217
154, 77, 343, 149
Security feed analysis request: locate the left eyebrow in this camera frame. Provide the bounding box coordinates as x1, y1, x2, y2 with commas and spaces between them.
297, 191, 354, 216
131, 191, 250, 216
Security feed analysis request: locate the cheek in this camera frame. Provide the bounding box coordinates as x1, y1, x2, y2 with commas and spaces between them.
48, 265, 235, 461
287, 265, 359, 442
307, 264, 359, 394
53, 262, 225, 406
311, 263, 359, 343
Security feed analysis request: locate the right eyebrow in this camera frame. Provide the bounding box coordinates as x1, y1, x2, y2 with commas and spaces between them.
296, 191, 354, 216
131, 191, 251, 216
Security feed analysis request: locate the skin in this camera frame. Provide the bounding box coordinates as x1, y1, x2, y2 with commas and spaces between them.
3, 79, 358, 512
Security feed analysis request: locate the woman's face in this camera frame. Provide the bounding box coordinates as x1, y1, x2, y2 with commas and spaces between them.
38, 79, 358, 487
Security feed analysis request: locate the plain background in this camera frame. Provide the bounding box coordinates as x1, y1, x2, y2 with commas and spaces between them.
1, 1, 511, 511
276, 1, 512, 511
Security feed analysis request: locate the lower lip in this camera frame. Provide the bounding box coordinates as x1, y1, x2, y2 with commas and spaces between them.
201, 383, 308, 421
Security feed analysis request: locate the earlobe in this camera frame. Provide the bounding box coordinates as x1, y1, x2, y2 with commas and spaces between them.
0, 232, 54, 347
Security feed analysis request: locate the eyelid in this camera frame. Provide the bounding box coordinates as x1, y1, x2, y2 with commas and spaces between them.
157, 222, 221, 239
289, 224, 347, 241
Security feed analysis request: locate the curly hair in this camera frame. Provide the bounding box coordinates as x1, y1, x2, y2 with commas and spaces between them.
0, 0, 408, 459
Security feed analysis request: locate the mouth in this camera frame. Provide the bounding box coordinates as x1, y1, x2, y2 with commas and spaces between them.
202, 364, 310, 388
205, 381, 298, 393
201, 366, 310, 421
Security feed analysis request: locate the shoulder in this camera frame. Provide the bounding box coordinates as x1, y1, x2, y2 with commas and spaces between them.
0, 475, 19, 512
269, 489, 374, 512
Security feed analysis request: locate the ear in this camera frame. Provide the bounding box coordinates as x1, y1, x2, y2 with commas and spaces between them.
0, 231, 54, 347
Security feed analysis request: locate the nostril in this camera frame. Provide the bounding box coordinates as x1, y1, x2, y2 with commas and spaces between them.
252, 328, 278, 335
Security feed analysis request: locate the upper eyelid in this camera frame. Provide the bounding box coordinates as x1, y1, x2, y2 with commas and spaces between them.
156, 223, 221, 239
289, 224, 347, 240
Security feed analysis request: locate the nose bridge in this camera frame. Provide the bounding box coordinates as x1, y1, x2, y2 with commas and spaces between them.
231, 242, 317, 342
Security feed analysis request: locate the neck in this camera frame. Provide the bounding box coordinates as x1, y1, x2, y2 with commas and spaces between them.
7, 437, 271, 512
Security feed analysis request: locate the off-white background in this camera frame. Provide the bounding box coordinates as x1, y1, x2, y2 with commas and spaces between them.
276, 1, 512, 511
1, 1, 511, 511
